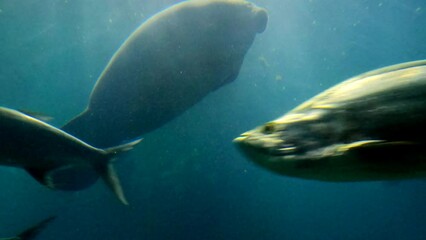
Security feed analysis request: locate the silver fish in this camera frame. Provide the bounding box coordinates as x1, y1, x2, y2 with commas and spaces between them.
0, 107, 141, 204
234, 60, 426, 181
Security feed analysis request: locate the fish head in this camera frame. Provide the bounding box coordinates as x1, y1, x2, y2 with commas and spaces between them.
235, 60, 426, 181
234, 107, 426, 182
233, 108, 356, 180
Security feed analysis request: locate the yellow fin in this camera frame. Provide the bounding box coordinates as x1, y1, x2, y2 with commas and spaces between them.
337, 140, 385, 153
337, 140, 418, 153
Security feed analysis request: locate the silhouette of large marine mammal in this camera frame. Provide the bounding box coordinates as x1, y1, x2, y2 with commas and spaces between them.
63, 0, 268, 147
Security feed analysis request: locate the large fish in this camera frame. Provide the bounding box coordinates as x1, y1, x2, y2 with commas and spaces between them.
0, 216, 56, 240
62, 0, 268, 148
234, 60, 426, 181
0, 107, 141, 204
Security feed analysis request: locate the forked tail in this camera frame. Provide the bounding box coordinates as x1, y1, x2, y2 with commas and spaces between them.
97, 138, 143, 205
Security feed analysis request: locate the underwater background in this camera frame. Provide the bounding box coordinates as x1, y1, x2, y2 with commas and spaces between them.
1, 0, 426, 239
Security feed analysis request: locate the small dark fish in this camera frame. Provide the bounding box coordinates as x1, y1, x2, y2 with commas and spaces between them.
234, 60, 426, 181
0, 216, 56, 240
0, 107, 142, 204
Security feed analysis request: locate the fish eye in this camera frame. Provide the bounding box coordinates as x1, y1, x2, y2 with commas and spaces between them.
262, 123, 275, 134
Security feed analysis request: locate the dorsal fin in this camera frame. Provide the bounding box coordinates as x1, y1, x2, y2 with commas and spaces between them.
0, 216, 58, 240
17, 216, 56, 240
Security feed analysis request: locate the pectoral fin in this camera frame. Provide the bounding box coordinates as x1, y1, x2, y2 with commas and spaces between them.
337, 140, 421, 153
336, 140, 425, 165
337, 140, 386, 153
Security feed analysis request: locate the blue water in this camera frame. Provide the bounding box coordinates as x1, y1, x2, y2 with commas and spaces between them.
1, 0, 426, 239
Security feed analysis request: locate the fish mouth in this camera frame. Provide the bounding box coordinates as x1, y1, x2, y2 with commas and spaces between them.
234, 130, 264, 154
233, 130, 288, 158
234, 132, 295, 176
234, 129, 294, 157
233, 130, 265, 154
233, 130, 253, 143
233, 134, 271, 164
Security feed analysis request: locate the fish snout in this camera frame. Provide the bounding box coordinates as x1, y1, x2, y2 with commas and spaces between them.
233, 130, 255, 143
234, 128, 283, 151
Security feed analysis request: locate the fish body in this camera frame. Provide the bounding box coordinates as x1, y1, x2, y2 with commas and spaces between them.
0, 107, 141, 204
234, 60, 426, 181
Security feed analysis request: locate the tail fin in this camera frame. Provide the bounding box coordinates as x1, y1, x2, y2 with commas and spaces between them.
16, 216, 56, 240
97, 138, 143, 205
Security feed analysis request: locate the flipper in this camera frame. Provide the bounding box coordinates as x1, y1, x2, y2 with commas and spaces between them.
0, 216, 56, 240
